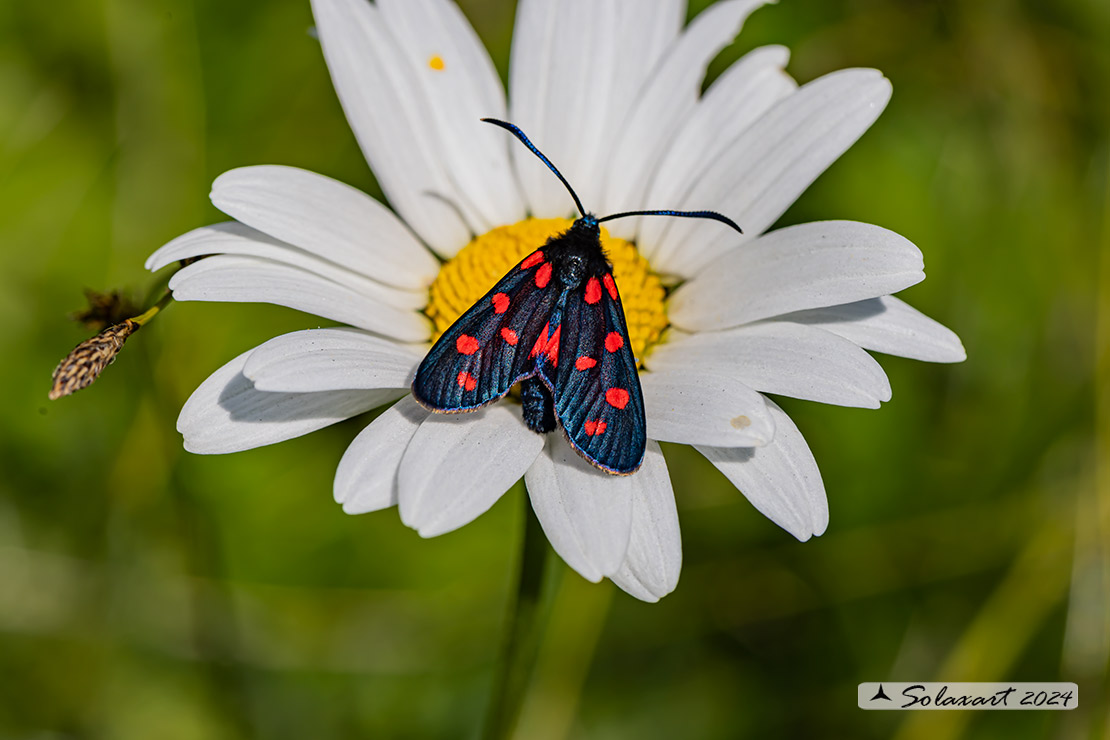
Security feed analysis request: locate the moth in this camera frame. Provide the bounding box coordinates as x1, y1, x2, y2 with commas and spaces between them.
411, 118, 741, 474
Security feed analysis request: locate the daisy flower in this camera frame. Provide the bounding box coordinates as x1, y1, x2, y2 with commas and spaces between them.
147, 0, 964, 602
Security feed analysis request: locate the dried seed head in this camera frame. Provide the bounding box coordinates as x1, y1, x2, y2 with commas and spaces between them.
49, 320, 141, 400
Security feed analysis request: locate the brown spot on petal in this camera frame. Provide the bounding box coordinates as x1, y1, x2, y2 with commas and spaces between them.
730, 415, 752, 429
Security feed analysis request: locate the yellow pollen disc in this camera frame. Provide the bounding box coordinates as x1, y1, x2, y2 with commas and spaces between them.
426, 218, 668, 362
428, 55, 445, 71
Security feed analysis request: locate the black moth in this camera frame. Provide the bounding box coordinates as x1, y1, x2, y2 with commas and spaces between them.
410, 118, 742, 474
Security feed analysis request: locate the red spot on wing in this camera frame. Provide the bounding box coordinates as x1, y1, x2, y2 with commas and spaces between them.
584, 277, 602, 304
546, 325, 561, 367
500, 327, 518, 345
603, 273, 618, 300
535, 262, 553, 288
521, 251, 544, 269
604, 332, 624, 353
575, 356, 596, 371
584, 419, 607, 436
528, 322, 560, 366
492, 293, 510, 314
456, 371, 477, 391
605, 388, 630, 410
456, 334, 479, 355
530, 323, 550, 358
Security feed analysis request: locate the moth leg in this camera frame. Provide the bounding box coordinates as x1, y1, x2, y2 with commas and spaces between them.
520, 377, 556, 434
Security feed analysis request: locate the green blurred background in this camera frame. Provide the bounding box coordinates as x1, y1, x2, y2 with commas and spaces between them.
2, 0, 1107, 737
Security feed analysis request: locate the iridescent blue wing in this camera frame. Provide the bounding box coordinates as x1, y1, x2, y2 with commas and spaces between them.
541, 272, 646, 474
412, 248, 561, 411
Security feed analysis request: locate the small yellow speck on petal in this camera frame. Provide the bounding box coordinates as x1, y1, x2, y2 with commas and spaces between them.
428, 55, 445, 71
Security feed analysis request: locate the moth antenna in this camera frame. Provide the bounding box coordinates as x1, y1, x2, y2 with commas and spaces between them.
597, 209, 743, 235
481, 117, 586, 218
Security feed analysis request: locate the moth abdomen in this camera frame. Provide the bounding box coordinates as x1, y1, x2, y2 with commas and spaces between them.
520, 377, 556, 433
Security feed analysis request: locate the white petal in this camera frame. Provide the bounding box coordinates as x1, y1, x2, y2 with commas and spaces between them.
609, 442, 682, 602
147, 222, 426, 310
609, 566, 658, 602
697, 399, 828, 541
376, 0, 525, 231
168, 255, 431, 342
311, 0, 472, 254
602, 0, 770, 228
505, 0, 559, 215
179, 350, 396, 454
398, 404, 544, 537
645, 322, 891, 408
669, 221, 925, 331
648, 68, 892, 278
210, 166, 439, 290
637, 44, 795, 255
641, 369, 775, 447
508, 0, 685, 218
562, 0, 620, 212
784, 295, 966, 363
632, 0, 685, 57
594, 0, 686, 197
508, 0, 621, 217
335, 395, 430, 514
242, 328, 422, 393
524, 435, 635, 582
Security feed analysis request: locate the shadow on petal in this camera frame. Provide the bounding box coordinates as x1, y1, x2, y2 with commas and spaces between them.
218, 371, 403, 424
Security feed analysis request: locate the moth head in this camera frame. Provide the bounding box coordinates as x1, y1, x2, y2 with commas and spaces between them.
570, 214, 600, 236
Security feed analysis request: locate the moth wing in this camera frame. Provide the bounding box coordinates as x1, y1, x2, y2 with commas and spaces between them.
544, 273, 646, 474
412, 249, 560, 411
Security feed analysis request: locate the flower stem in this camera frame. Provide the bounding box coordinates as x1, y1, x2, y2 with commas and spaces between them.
129, 288, 174, 327
482, 490, 549, 740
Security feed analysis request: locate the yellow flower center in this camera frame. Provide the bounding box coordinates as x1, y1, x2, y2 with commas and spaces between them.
426, 218, 667, 362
